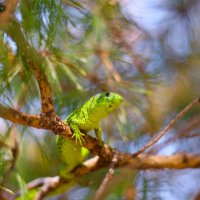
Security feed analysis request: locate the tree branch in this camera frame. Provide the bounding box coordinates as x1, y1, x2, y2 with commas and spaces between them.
75, 153, 200, 173
0, 103, 41, 128
18, 153, 200, 199
33, 177, 65, 200
93, 154, 117, 200
0, 102, 128, 162
4, 20, 54, 113
136, 153, 200, 169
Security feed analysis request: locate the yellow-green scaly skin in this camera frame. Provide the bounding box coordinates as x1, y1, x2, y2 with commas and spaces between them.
57, 92, 123, 175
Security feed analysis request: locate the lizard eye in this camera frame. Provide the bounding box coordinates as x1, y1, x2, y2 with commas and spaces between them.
105, 92, 110, 97
0, 3, 5, 12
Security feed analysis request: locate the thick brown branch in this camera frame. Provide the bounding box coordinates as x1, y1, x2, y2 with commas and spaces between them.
74, 153, 200, 180
0, 102, 116, 160
0, 102, 118, 158
136, 153, 200, 169
0, 103, 41, 128
5, 20, 54, 113
20, 153, 200, 199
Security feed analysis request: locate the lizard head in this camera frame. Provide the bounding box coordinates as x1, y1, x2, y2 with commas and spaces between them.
89, 92, 123, 119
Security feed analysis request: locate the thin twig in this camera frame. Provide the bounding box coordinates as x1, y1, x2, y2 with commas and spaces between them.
33, 176, 64, 200
133, 114, 200, 155
97, 49, 122, 82
27, 177, 53, 189
14, 176, 64, 200
147, 132, 200, 156
93, 154, 118, 200
133, 98, 200, 157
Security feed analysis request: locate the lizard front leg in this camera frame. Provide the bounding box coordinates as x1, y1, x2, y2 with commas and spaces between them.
69, 122, 85, 144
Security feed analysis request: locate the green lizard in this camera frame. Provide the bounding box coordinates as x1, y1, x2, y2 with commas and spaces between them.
57, 92, 123, 174
17, 92, 123, 199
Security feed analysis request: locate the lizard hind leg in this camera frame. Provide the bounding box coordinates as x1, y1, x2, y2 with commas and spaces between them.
94, 127, 103, 144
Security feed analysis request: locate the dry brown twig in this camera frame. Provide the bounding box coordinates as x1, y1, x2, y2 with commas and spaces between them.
133, 98, 200, 157
93, 154, 118, 200
97, 49, 122, 82
14, 176, 66, 200
148, 130, 200, 156
145, 114, 200, 155
33, 177, 63, 200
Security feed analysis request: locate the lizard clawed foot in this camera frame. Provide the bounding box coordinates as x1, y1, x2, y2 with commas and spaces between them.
72, 132, 85, 145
